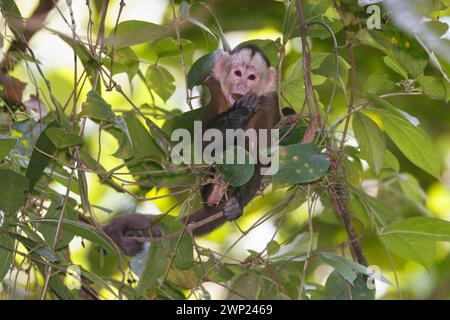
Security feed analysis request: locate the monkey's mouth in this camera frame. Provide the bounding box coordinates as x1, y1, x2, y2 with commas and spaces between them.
231, 93, 243, 103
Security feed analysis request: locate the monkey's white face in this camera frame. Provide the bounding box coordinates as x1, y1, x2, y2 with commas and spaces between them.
227, 63, 260, 104
213, 49, 276, 107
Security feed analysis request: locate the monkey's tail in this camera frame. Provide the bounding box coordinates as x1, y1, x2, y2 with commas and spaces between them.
103, 208, 227, 256
181, 207, 227, 236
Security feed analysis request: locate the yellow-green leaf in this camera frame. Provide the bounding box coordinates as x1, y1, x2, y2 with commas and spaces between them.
379, 109, 441, 179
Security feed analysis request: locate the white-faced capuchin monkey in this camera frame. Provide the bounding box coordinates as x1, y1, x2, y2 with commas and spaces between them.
105, 45, 293, 255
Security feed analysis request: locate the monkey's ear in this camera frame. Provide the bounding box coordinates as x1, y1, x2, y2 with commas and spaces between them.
213, 51, 230, 80
264, 67, 277, 93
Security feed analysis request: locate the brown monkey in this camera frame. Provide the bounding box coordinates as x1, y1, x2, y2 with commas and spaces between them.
104, 45, 283, 255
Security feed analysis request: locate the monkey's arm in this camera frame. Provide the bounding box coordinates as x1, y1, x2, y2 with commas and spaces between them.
207, 94, 259, 130
221, 166, 263, 220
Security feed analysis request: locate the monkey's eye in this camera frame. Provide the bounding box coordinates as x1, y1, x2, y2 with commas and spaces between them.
234, 70, 242, 77
248, 74, 256, 81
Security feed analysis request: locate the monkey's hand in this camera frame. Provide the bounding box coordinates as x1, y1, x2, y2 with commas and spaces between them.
222, 196, 243, 220
103, 214, 162, 256
234, 93, 260, 114
209, 94, 260, 130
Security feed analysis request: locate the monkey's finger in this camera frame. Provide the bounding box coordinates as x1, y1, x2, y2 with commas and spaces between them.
237, 94, 259, 111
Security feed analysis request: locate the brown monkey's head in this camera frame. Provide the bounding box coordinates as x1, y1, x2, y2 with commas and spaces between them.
212, 45, 276, 107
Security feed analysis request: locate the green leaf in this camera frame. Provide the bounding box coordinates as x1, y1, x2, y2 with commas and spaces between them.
423, 20, 449, 37
166, 266, 201, 289
288, 0, 342, 40
0, 0, 24, 35
0, 169, 28, 216
318, 252, 392, 287
353, 189, 400, 226
78, 91, 116, 122
272, 143, 330, 186
270, 233, 317, 261
418, 75, 449, 102
204, 256, 234, 283
229, 273, 262, 300
144, 65, 176, 103
382, 233, 436, 271
357, 30, 388, 54
216, 146, 255, 187
45, 127, 83, 149
104, 47, 139, 81
8, 231, 73, 299
282, 55, 332, 109
367, 94, 404, 117
185, 17, 218, 40
279, 125, 306, 146
80, 266, 119, 299
381, 216, 450, 242
315, 54, 351, 90
144, 117, 173, 158
0, 136, 17, 159
26, 121, 59, 190
378, 109, 441, 179
7, 232, 59, 262
79, 92, 133, 159
47, 272, 75, 299
365, 73, 395, 95
36, 218, 118, 255
154, 37, 195, 58
58, 33, 97, 86
162, 107, 203, 136
382, 149, 400, 172
282, 59, 306, 108
320, 253, 357, 284
6, 230, 75, 299
398, 173, 427, 204
106, 20, 173, 50
106, 116, 133, 159
38, 197, 78, 249
0, 231, 14, 281
157, 215, 194, 270
393, 47, 428, 78
136, 241, 167, 296
266, 240, 281, 256
353, 113, 386, 175
383, 56, 408, 79
123, 112, 162, 160
325, 271, 375, 300
187, 50, 221, 89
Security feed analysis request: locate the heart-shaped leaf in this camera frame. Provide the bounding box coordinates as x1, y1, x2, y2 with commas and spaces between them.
272, 143, 330, 185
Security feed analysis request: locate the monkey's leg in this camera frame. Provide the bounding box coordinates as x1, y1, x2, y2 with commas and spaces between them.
222, 170, 263, 220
